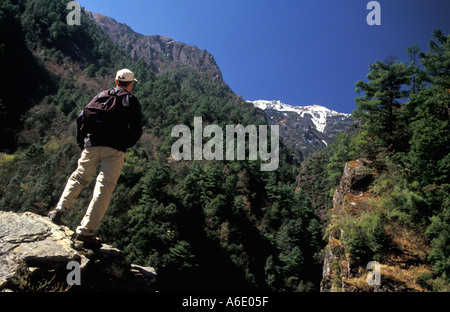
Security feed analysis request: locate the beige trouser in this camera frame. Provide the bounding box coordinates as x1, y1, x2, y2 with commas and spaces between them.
57, 146, 125, 236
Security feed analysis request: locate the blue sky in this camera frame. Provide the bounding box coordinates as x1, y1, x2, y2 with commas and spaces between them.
78, 0, 449, 114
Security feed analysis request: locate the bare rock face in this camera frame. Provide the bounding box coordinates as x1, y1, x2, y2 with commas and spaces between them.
0, 211, 80, 288
332, 159, 375, 215
320, 159, 376, 292
0, 211, 156, 292
320, 159, 431, 292
85, 10, 223, 81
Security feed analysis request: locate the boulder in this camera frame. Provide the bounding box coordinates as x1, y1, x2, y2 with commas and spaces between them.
0, 211, 156, 292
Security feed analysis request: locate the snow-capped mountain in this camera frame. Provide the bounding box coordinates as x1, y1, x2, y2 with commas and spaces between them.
250, 100, 356, 163
252, 100, 351, 133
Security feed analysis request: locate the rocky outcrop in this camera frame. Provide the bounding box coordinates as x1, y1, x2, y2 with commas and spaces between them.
320, 159, 375, 292
85, 10, 223, 81
320, 159, 431, 292
0, 211, 156, 292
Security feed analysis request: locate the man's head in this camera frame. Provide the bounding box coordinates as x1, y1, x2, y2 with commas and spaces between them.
115, 68, 138, 92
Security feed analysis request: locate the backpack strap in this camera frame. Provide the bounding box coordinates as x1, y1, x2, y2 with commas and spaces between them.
109, 87, 130, 107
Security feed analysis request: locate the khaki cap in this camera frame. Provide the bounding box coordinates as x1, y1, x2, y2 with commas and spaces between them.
115, 68, 138, 82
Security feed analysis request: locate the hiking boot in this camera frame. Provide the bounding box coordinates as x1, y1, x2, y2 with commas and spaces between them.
74, 233, 102, 250
47, 207, 64, 224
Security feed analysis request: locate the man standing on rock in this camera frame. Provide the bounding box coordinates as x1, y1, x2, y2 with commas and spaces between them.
48, 69, 143, 249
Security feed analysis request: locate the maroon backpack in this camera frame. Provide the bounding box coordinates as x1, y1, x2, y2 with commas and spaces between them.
79, 88, 129, 132
76, 88, 130, 148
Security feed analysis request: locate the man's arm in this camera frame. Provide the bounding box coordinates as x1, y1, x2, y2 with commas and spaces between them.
76, 110, 86, 150
127, 96, 143, 148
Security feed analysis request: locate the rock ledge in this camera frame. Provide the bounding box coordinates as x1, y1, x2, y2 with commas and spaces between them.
0, 211, 156, 292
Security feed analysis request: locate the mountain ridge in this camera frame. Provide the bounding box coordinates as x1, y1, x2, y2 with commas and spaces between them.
85, 8, 355, 164
85, 10, 223, 81
251, 100, 351, 133
250, 100, 356, 163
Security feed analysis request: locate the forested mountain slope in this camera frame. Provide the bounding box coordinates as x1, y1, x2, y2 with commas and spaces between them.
0, 0, 322, 292
0, 0, 448, 292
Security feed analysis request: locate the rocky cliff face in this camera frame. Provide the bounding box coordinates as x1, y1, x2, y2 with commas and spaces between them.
320, 159, 375, 292
320, 159, 431, 292
251, 100, 356, 163
0, 211, 156, 292
85, 10, 223, 81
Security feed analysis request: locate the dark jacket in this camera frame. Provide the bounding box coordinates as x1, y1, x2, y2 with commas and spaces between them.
76, 87, 143, 152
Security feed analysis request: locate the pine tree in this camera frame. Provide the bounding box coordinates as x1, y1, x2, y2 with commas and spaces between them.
353, 57, 411, 153
407, 30, 450, 186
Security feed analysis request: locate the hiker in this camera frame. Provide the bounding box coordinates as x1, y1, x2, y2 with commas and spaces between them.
48, 68, 143, 248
